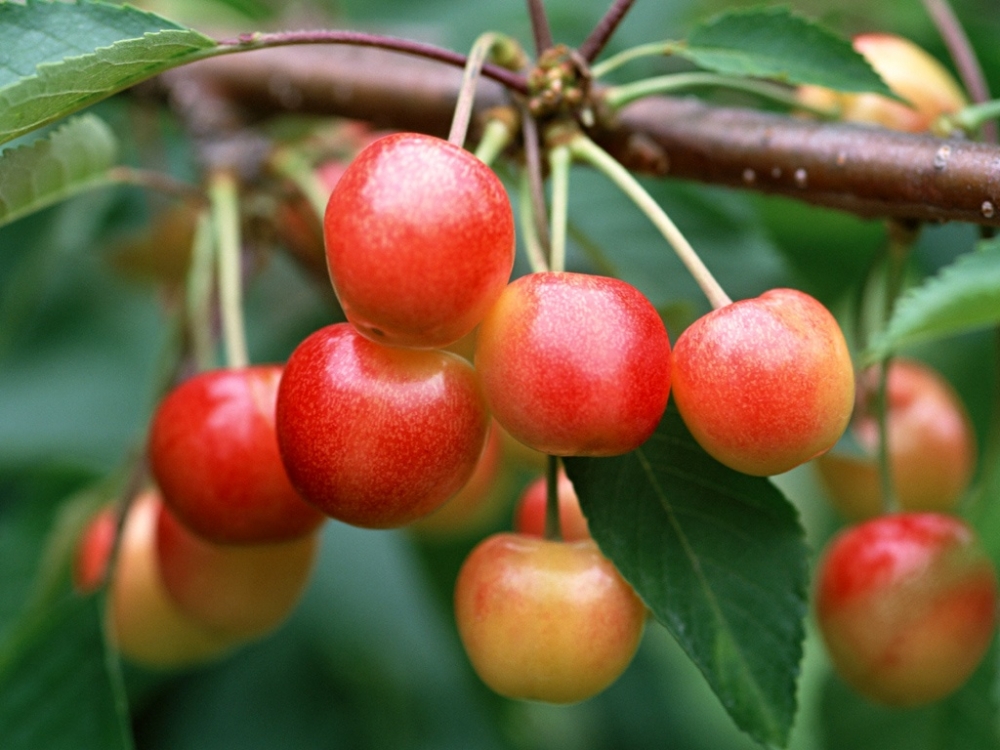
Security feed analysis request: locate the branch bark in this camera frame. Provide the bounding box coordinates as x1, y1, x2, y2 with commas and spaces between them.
160, 44, 1000, 227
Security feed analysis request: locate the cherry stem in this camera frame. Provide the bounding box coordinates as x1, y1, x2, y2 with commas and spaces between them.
604, 72, 834, 117
186, 210, 218, 372
578, 0, 637, 63
544, 455, 562, 541
548, 144, 572, 273
949, 98, 1000, 136
569, 133, 732, 309
521, 104, 552, 261
526, 0, 554, 55
449, 33, 503, 148
209, 170, 249, 370
589, 41, 680, 79
921, 0, 995, 142
107, 167, 206, 204
215, 30, 529, 95
518, 169, 550, 273
473, 117, 516, 166
270, 147, 330, 220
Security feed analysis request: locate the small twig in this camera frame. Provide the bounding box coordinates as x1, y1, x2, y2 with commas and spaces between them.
921, 0, 995, 142
578, 0, 637, 63
215, 30, 529, 95
526, 0, 554, 55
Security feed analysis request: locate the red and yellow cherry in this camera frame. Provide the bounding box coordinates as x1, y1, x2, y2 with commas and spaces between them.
155, 502, 319, 641
815, 512, 998, 706
514, 470, 590, 542
276, 323, 490, 528
149, 366, 325, 545
798, 33, 966, 133
104, 491, 234, 668
816, 359, 975, 520
410, 421, 507, 537
671, 288, 854, 476
454, 533, 646, 703
324, 132, 515, 348
475, 272, 672, 457
74, 506, 118, 594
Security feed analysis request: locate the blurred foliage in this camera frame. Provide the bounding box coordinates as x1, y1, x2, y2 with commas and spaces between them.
2, 0, 1000, 748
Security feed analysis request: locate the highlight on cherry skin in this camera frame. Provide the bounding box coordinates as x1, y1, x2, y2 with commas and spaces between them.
475, 271, 672, 457
670, 287, 855, 476
80, 491, 236, 669
155, 501, 320, 641
148, 365, 325, 545
454, 532, 647, 704
797, 33, 967, 133
324, 131, 516, 349
815, 512, 998, 707
275, 322, 490, 529
815, 358, 976, 520
514, 469, 590, 542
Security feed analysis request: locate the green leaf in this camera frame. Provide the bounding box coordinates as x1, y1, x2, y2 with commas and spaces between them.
564, 405, 808, 748
0, 594, 133, 750
0, 0, 216, 146
866, 242, 1000, 361
681, 6, 893, 95
819, 639, 1000, 750
0, 114, 118, 228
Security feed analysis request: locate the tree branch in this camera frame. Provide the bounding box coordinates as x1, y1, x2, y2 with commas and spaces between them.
159, 45, 1000, 227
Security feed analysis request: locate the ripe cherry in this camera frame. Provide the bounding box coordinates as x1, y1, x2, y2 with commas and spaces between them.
815, 512, 998, 706
324, 132, 515, 348
475, 272, 672, 457
155, 502, 319, 640
671, 288, 854, 476
276, 323, 490, 528
454, 533, 646, 703
816, 359, 975, 520
148, 366, 325, 545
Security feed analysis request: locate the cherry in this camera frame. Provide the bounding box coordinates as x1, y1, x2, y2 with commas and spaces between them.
74, 505, 117, 594
275, 322, 490, 528
798, 33, 966, 133
475, 272, 672, 457
454, 533, 646, 703
815, 512, 998, 706
104, 491, 234, 668
155, 502, 319, 640
514, 469, 590, 542
148, 366, 325, 545
324, 132, 515, 348
816, 359, 975, 520
671, 288, 854, 476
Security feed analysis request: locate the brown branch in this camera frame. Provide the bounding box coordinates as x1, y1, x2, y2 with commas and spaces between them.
159, 45, 1000, 227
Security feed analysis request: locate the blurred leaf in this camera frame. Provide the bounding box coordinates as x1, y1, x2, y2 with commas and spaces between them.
819, 639, 1000, 750
681, 6, 893, 94
0, 0, 215, 145
0, 114, 118, 228
865, 242, 1000, 361
564, 404, 809, 748
0, 594, 133, 750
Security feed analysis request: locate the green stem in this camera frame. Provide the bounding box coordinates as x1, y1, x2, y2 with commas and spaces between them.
544, 455, 562, 541
589, 41, 680, 79
270, 147, 330, 220
568, 134, 731, 309
473, 117, 515, 167
604, 72, 830, 114
186, 210, 218, 372
548, 144, 572, 273
449, 33, 502, 148
948, 98, 1000, 135
209, 171, 249, 370
518, 169, 550, 274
